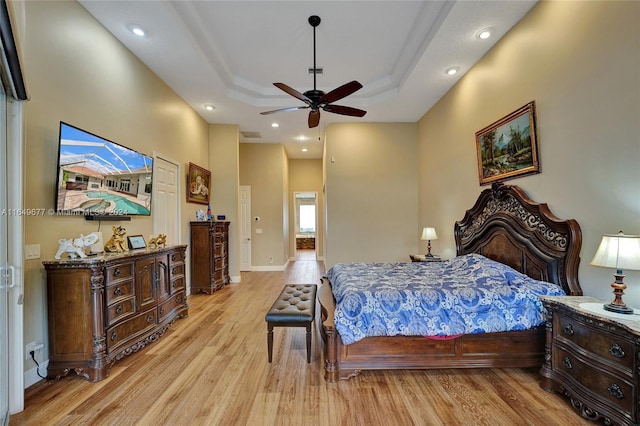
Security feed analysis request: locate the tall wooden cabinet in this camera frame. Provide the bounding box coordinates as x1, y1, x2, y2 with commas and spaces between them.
43, 245, 188, 382
190, 221, 230, 294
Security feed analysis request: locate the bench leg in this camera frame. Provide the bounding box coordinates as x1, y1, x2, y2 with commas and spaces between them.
306, 322, 312, 363
267, 323, 274, 363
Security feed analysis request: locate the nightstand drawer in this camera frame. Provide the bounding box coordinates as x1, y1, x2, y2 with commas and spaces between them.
554, 345, 634, 415
555, 313, 634, 371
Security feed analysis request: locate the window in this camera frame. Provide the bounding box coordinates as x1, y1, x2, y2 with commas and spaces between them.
299, 205, 316, 233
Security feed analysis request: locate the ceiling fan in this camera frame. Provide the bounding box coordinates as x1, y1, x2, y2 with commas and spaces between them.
260, 15, 367, 128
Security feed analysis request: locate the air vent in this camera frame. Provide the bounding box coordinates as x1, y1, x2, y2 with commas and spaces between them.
240, 131, 262, 138
308, 67, 323, 75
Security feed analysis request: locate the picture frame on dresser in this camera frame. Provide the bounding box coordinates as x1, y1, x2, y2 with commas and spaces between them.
127, 235, 146, 250
187, 162, 210, 204
475, 101, 540, 185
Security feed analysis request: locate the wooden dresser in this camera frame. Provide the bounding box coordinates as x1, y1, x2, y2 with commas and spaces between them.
190, 221, 230, 294
43, 245, 188, 382
540, 296, 640, 425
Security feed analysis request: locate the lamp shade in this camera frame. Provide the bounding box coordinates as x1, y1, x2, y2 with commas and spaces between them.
590, 232, 640, 271
421, 227, 438, 241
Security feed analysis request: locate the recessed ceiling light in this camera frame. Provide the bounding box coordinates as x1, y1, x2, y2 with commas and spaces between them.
296, 135, 308, 141
476, 28, 493, 40
204, 104, 215, 111
445, 67, 459, 76
129, 25, 146, 37
301, 148, 308, 152
271, 123, 279, 128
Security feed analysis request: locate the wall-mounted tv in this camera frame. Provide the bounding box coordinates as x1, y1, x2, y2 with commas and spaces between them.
54, 122, 153, 218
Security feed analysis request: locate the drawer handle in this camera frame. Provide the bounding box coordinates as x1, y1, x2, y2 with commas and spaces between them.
111, 332, 117, 341
114, 287, 122, 296
115, 305, 123, 315
147, 315, 154, 323
114, 268, 121, 277
171, 254, 177, 261
563, 357, 573, 369
610, 343, 625, 358
177, 296, 182, 303
172, 267, 177, 274
562, 324, 574, 335
160, 307, 165, 315
608, 384, 624, 399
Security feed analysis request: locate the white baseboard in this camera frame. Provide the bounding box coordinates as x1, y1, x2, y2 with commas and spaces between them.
24, 359, 48, 389
230, 275, 241, 283
251, 265, 286, 271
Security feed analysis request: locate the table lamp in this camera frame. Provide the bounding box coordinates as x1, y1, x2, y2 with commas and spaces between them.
420, 227, 438, 258
590, 231, 640, 314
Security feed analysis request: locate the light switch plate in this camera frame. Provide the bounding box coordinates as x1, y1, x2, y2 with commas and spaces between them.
25, 244, 41, 260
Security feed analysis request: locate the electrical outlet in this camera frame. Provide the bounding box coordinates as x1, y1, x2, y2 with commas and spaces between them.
269, 257, 273, 264
25, 341, 44, 359
25, 342, 36, 359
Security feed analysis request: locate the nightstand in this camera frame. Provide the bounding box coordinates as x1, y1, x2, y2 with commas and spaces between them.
409, 254, 442, 262
540, 296, 640, 425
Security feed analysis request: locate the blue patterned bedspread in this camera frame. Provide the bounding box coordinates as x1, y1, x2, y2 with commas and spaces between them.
326, 253, 565, 345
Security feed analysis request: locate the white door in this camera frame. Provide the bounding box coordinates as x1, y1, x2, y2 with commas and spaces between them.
152, 156, 180, 245
239, 186, 251, 271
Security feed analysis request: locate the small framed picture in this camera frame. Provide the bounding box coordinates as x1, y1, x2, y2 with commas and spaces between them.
127, 235, 146, 250
187, 162, 211, 204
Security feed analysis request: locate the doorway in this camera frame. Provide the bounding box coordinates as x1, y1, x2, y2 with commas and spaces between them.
293, 192, 317, 261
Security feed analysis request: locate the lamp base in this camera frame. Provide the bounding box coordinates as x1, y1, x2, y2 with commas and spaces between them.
603, 303, 634, 314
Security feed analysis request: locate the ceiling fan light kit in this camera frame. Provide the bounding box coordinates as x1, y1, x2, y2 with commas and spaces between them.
260, 15, 367, 128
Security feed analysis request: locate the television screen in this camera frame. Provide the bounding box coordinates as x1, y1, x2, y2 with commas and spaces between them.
54, 122, 153, 217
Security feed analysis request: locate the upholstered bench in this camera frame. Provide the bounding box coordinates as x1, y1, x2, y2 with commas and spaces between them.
265, 284, 317, 363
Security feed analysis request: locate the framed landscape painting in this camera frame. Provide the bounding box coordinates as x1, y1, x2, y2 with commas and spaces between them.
187, 162, 210, 204
475, 101, 540, 185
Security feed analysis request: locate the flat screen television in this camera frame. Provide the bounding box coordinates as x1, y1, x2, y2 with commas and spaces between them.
54, 122, 153, 218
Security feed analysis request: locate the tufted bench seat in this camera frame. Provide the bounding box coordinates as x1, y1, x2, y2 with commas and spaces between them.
265, 284, 317, 363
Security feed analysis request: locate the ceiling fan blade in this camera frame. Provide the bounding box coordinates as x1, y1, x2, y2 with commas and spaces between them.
273, 83, 312, 105
260, 106, 308, 115
323, 104, 367, 117
308, 110, 320, 128
319, 80, 363, 104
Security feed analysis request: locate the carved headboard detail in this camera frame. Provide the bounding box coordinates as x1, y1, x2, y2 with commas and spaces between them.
454, 182, 582, 295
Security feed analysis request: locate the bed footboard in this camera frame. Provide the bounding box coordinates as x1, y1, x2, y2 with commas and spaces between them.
318, 278, 546, 382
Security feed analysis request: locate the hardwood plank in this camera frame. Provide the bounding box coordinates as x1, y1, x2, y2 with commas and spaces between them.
11, 257, 592, 425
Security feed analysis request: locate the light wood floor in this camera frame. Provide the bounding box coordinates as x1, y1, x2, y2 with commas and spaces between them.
12, 253, 591, 425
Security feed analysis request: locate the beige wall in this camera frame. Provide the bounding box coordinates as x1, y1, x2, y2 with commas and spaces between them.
324, 122, 419, 268
208, 124, 240, 281
239, 143, 289, 267
288, 159, 324, 259
418, 1, 640, 305
20, 1, 209, 373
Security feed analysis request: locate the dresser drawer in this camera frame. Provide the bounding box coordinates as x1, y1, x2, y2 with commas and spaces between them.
169, 250, 184, 265
555, 313, 634, 371
170, 263, 185, 277
106, 296, 136, 327
553, 345, 635, 414
106, 262, 134, 282
106, 308, 157, 353
171, 276, 185, 291
105, 280, 134, 305
158, 291, 186, 323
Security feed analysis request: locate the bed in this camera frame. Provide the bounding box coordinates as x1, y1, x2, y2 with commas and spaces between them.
318, 182, 582, 382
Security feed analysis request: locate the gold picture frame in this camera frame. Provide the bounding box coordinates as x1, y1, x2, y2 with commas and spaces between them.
475, 101, 540, 185
187, 162, 210, 204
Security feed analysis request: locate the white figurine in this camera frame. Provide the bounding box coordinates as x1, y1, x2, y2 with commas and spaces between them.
196, 209, 206, 221
55, 233, 99, 259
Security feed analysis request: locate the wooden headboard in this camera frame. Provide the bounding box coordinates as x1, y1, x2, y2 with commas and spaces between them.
454, 182, 582, 296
